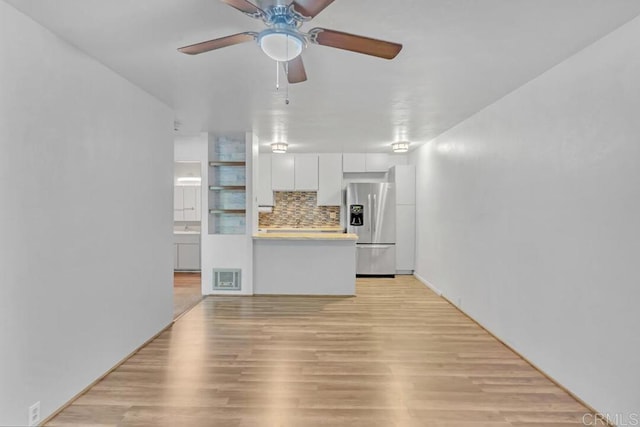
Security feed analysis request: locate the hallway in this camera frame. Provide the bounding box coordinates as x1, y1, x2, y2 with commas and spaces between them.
173, 272, 202, 319
47, 276, 592, 426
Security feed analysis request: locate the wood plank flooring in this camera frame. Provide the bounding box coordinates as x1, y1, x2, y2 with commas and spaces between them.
47, 276, 593, 426
173, 272, 202, 319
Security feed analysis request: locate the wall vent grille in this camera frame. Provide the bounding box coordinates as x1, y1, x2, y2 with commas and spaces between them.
213, 269, 241, 291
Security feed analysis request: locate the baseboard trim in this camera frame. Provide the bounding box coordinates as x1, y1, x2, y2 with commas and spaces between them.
395, 270, 414, 275
40, 321, 173, 426
253, 294, 354, 298
432, 290, 612, 427
173, 296, 205, 322
413, 272, 443, 296
41, 279, 612, 427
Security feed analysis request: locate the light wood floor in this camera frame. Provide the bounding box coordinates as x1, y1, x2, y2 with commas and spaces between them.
173, 272, 202, 319
47, 276, 593, 426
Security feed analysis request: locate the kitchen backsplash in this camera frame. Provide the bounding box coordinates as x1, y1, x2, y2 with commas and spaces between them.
259, 192, 341, 228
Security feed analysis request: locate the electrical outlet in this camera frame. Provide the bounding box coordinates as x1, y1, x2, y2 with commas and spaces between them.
28, 401, 40, 426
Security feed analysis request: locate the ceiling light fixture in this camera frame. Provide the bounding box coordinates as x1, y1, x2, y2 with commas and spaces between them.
271, 142, 288, 154
258, 30, 304, 62
177, 177, 201, 183
392, 142, 410, 153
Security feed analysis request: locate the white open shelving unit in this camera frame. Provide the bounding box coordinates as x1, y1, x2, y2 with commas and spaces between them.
208, 137, 247, 235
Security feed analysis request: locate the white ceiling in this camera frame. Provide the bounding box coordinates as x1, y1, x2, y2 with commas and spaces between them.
7, 0, 640, 153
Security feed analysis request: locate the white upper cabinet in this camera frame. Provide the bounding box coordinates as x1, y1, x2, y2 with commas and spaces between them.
317, 153, 343, 206
271, 154, 295, 191
258, 154, 274, 206
342, 153, 390, 172
174, 185, 201, 221
183, 187, 196, 220
194, 187, 202, 221
342, 153, 366, 172
294, 154, 319, 191
183, 186, 200, 221
365, 153, 389, 172
271, 153, 318, 191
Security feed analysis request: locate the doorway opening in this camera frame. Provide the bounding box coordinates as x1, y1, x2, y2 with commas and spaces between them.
173, 161, 202, 318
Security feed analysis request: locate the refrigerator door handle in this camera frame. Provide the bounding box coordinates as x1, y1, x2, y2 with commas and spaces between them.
361, 244, 395, 249
372, 193, 377, 233
367, 193, 372, 232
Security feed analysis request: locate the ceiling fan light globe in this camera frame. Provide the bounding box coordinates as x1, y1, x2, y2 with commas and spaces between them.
259, 32, 303, 62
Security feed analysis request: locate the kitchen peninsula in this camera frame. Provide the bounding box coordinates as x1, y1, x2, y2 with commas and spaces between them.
253, 232, 358, 295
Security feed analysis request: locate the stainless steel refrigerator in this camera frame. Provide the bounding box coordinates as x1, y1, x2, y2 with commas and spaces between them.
346, 183, 396, 276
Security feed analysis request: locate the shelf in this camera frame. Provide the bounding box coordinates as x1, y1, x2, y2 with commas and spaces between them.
209, 136, 247, 235
209, 209, 246, 214
209, 161, 246, 167
209, 186, 246, 191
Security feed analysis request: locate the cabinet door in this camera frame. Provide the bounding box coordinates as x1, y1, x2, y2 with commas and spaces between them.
394, 165, 416, 205
174, 186, 184, 221
294, 154, 318, 191
317, 153, 343, 206
194, 186, 201, 221
396, 205, 415, 271
271, 154, 295, 191
342, 153, 366, 172
365, 153, 389, 172
178, 243, 201, 270
258, 154, 274, 205
183, 187, 198, 221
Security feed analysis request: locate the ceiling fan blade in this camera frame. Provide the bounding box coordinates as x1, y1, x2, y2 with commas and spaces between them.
284, 56, 307, 84
291, 0, 335, 19
220, 0, 264, 18
309, 28, 402, 59
178, 32, 257, 55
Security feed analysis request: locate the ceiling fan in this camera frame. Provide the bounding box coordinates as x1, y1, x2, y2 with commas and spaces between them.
178, 0, 403, 84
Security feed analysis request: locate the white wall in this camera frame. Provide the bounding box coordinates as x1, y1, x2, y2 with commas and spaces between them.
411, 15, 640, 420
0, 2, 174, 425
175, 133, 208, 164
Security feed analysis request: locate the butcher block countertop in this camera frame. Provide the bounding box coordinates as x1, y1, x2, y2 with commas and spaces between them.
258, 226, 344, 232
253, 232, 358, 241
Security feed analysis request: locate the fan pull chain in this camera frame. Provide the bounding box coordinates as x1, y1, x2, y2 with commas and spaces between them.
276, 60, 280, 91
286, 80, 290, 104
285, 36, 290, 105
285, 60, 290, 105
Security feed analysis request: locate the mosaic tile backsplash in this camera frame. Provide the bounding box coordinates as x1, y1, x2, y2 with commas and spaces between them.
259, 192, 341, 228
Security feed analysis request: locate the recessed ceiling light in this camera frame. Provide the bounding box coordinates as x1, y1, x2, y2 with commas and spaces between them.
271, 142, 288, 154
392, 142, 410, 153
